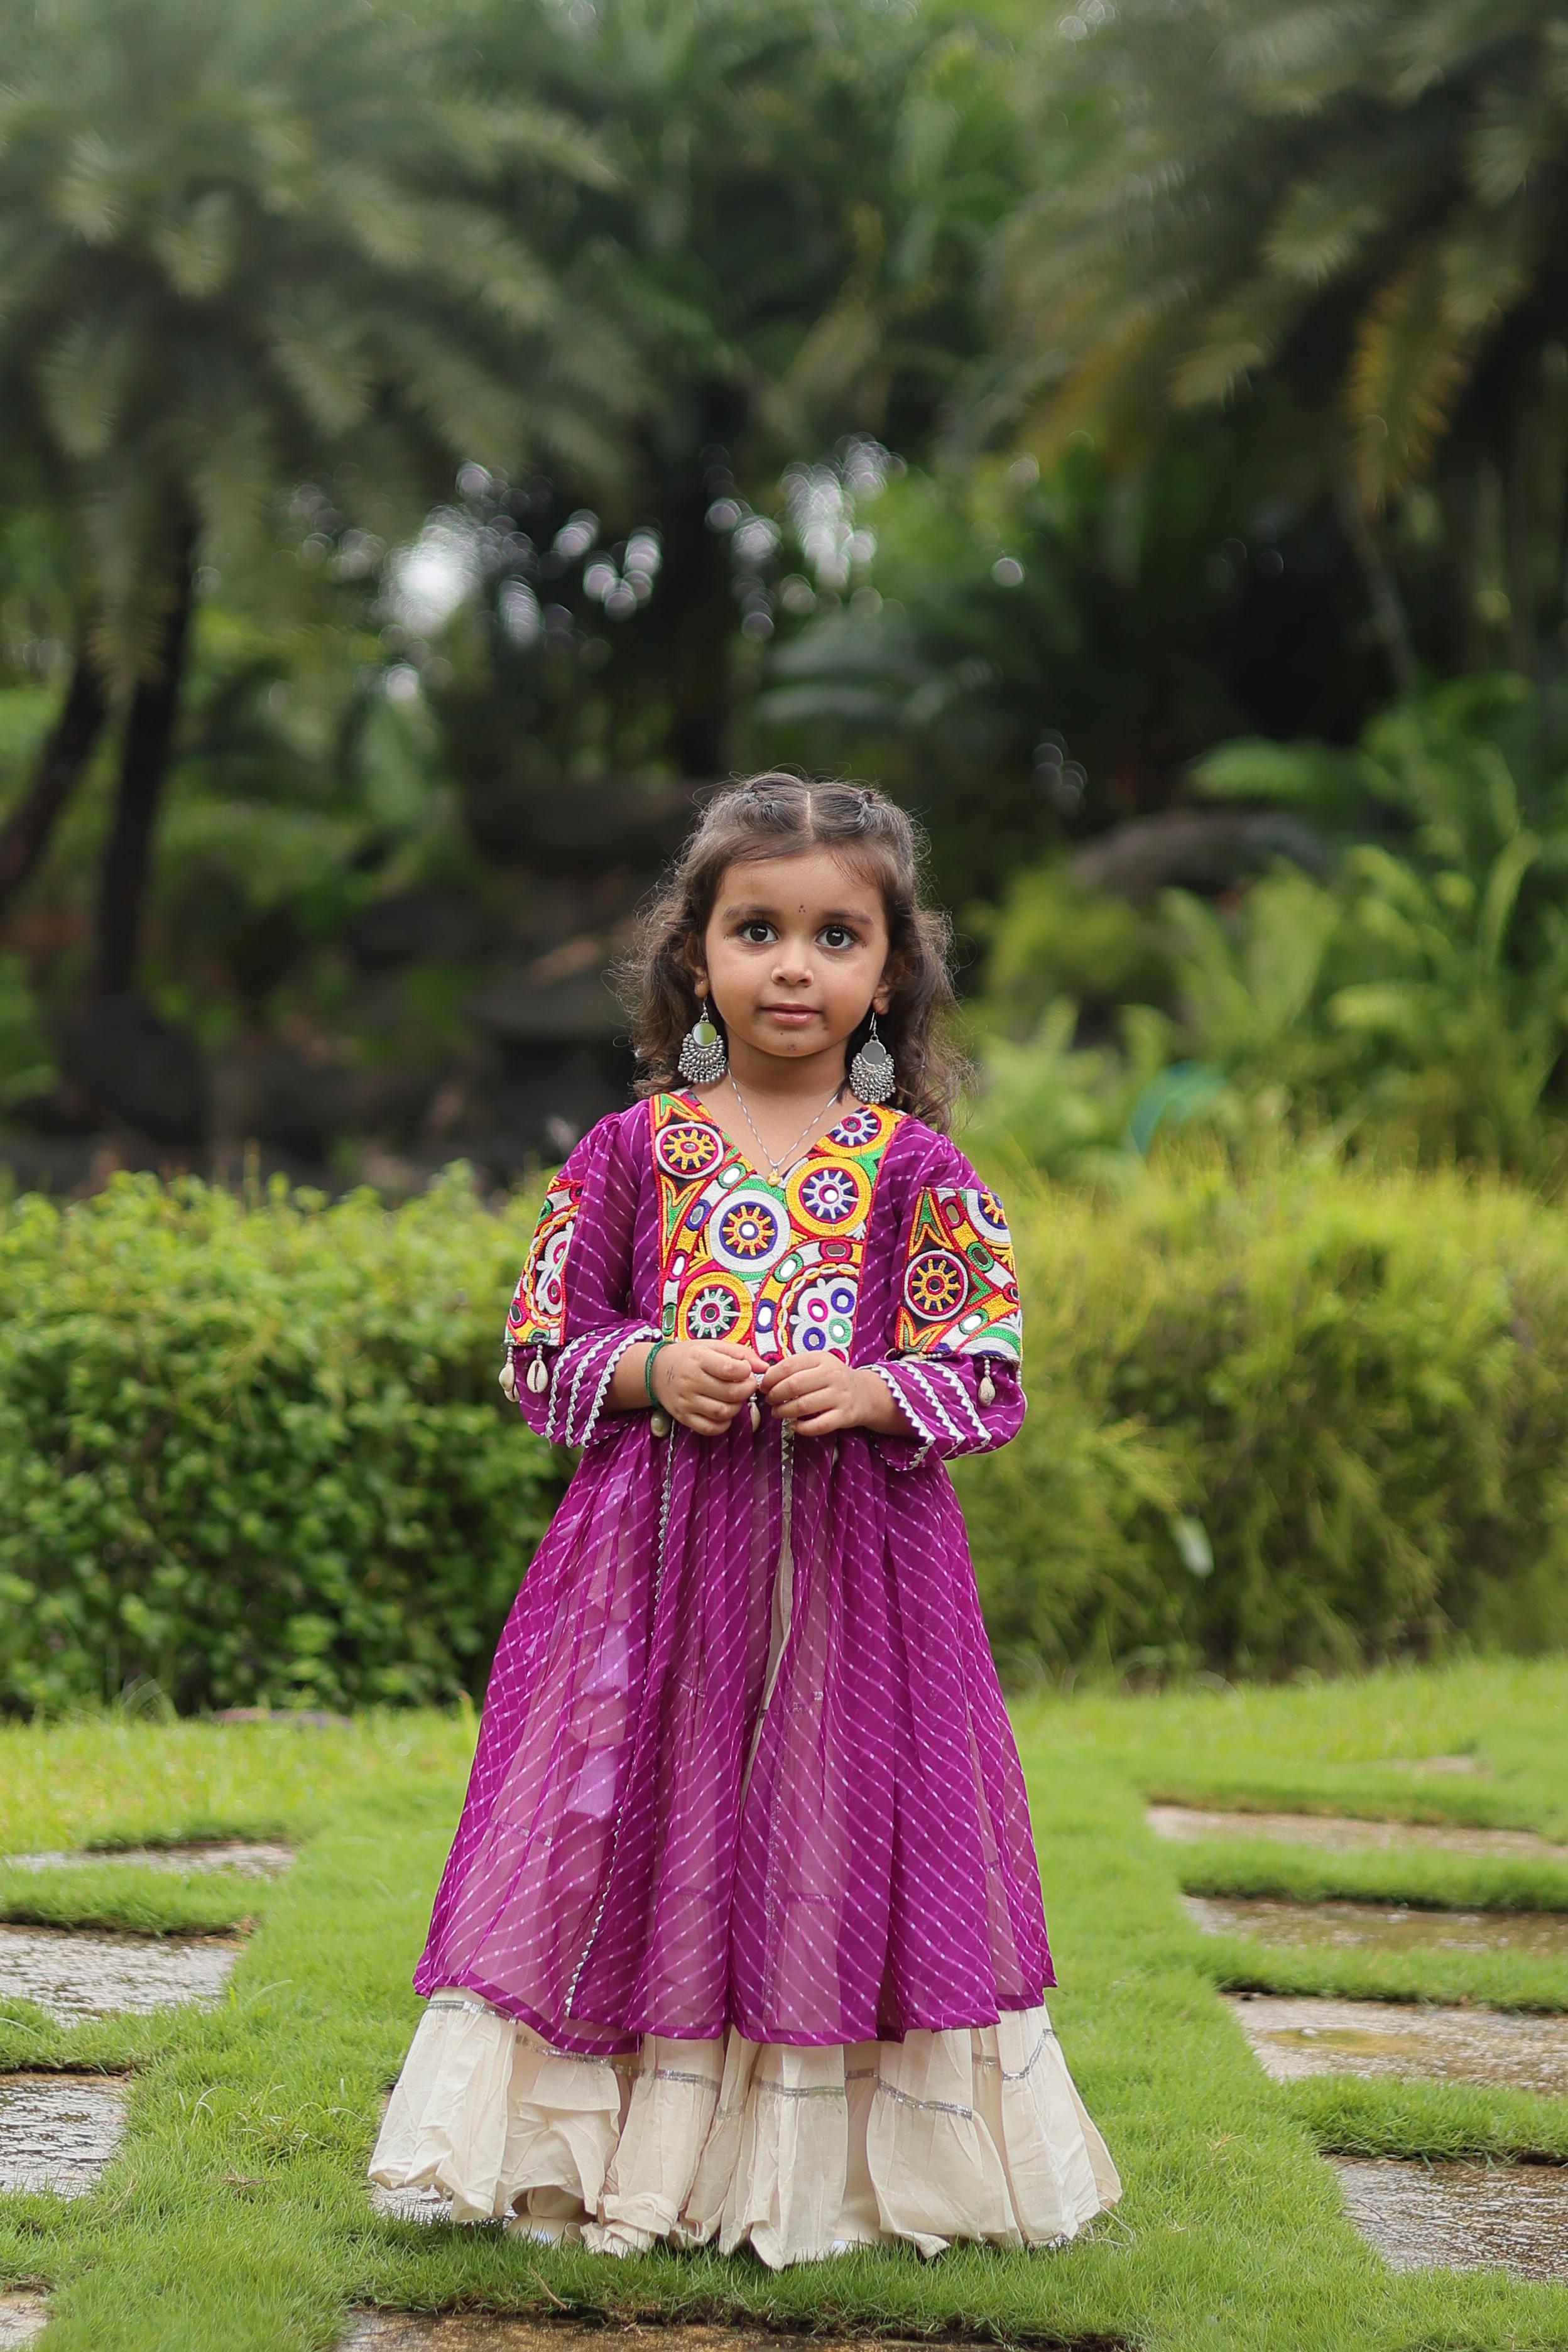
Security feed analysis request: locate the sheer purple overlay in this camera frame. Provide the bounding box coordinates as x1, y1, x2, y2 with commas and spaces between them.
413, 1098, 1052, 2054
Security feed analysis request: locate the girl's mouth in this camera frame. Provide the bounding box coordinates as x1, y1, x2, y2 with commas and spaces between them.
762, 1007, 818, 1024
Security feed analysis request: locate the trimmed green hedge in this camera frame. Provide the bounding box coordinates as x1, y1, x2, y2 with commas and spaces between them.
0, 1171, 557, 1712
6, 1153, 1568, 1712
960, 1150, 1568, 1681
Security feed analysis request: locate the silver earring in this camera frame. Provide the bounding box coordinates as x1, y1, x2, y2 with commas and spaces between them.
678, 995, 727, 1083
849, 1010, 895, 1103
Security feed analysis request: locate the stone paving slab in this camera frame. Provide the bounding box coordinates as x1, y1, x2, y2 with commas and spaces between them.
4, 1841, 293, 1880
1185, 1891, 1568, 1958
1330, 2155, 1568, 2281
1148, 1802, 1566, 1860
1227, 1992, 1568, 2094
0, 1923, 241, 2020
0, 2296, 48, 2348
0, 2071, 127, 2196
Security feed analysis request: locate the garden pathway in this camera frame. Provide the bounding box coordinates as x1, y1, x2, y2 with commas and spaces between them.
0, 1839, 286, 2197
1148, 1802, 1567, 1860
1155, 1802, 1568, 2280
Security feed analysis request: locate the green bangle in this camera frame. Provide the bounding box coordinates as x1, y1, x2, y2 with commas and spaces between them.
644, 1337, 672, 1408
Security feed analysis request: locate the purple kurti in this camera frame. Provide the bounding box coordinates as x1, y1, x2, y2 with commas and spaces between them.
413, 1089, 1051, 2056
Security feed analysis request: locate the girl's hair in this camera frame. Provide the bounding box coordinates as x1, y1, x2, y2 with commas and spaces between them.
610, 772, 974, 1131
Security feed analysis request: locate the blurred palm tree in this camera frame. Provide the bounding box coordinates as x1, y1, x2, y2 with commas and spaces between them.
456, 0, 1023, 777
0, 0, 623, 1008
984, 0, 1568, 689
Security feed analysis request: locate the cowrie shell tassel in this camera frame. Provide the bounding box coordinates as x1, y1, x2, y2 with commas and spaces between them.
526, 1352, 549, 1395
749, 1394, 762, 1434
978, 1369, 996, 1405
499, 1358, 518, 1402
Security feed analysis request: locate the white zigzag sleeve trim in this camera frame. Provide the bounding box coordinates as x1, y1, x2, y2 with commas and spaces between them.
934, 1359, 994, 1447
579, 1325, 662, 1448
897, 1359, 969, 1452
868, 1363, 939, 1471
545, 1327, 648, 1444
563, 1330, 614, 1442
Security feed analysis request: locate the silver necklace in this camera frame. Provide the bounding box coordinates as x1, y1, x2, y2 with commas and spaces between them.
726, 1070, 845, 1182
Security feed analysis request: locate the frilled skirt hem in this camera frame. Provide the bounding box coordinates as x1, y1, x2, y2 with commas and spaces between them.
368, 1988, 1121, 2270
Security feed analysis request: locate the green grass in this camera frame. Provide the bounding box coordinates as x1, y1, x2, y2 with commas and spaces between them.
3, 1663, 1568, 2348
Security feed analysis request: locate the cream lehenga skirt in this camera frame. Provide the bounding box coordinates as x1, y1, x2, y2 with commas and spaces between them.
369, 1988, 1121, 2270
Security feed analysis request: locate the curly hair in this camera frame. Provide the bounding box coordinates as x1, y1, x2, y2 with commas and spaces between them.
609, 771, 974, 1132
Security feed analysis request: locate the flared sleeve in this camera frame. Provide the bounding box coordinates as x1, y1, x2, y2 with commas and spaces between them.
503, 1111, 660, 1451
864, 1145, 1026, 1472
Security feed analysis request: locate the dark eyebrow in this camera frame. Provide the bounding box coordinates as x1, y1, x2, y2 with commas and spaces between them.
720, 900, 876, 924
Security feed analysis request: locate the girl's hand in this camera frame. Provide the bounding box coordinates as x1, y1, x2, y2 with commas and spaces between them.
652, 1338, 768, 1436
757, 1351, 892, 1437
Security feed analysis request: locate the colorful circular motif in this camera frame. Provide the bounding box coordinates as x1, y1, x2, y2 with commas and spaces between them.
677, 1272, 751, 1342
971, 1186, 1011, 1243
787, 1156, 871, 1237
707, 1184, 791, 1277
655, 1119, 724, 1180
826, 1104, 886, 1149
903, 1246, 970, 1323
784, 1271, 859, 1357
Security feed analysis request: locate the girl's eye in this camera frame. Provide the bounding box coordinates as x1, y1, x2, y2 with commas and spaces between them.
735, 920, 861, 947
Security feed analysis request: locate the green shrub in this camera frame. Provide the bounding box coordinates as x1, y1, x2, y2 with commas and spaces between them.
961, 1147, 1568, 1680
0, 1169, 558, 1712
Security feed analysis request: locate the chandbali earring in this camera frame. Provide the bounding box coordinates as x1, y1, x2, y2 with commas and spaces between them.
849, 1010, 896, 1104
677, 994, 727, 1084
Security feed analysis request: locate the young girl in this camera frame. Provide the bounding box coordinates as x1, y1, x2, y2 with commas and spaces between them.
370, 775, 1120, 2267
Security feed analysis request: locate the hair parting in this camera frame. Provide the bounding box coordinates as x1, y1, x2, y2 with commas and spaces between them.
607, 771, 974, 1131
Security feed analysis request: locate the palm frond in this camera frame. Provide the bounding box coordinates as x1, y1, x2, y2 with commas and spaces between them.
1349, 245, 1479, 502
36, 312, 142, 460
1438, 203, 1527, 332
1263, 159, 1390, 283
1168, 276, 1298, 408
1465, 68, 1554, 204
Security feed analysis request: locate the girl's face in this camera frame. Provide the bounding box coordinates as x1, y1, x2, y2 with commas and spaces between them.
690, 848, 894, 1075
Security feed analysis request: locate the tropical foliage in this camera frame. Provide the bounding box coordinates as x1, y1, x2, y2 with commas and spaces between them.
0, 0, 620, 1021
989, 0, 1568, 683
3, 0, 1568, 1184
964, 678, 1568, 1179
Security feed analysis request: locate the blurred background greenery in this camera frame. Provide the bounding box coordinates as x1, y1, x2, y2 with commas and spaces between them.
5, 0, 1568, 1192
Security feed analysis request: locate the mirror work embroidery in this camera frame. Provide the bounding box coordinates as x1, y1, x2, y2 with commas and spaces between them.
506, 1177, 584, 1349
893, 1186, 1023, 1359
651, 1090, 900, 1361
